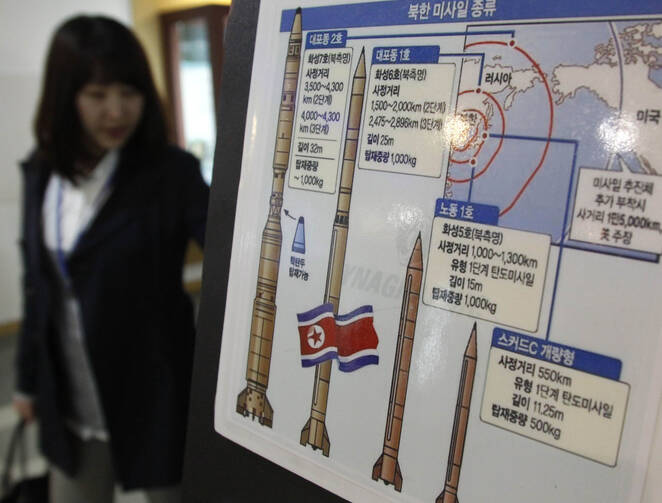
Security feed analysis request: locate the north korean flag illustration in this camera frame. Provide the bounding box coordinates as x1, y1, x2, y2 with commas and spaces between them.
335, 305, 379, 372
297, 303, 379, 372
297, 303, 338, 367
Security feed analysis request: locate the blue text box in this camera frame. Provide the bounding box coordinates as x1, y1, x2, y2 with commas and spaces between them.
306, 30, 347, 49
435, 198, 500, 225
492, 328, 622, 380
372, 45, 439, 64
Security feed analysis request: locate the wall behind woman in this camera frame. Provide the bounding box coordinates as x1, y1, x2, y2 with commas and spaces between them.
132, 0, 231, 97
0, 0, 131, 324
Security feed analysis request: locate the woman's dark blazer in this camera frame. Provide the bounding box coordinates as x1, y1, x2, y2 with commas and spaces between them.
16, 145, 210, 489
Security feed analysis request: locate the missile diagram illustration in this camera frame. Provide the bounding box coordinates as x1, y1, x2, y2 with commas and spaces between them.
236, 8, 302, 427
372, 233, 423, 492
436, 323, 478, 503
300, 49, 367, 456
292, 216, 306, 253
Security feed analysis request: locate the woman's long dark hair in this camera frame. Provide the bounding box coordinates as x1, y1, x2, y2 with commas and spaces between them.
34, 16, 167, 179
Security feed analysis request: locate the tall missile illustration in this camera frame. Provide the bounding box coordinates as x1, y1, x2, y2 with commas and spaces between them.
436, 323, 478, 503
372, 233, 423, 492
236, 8, 302, 427
300, 49, 366, 456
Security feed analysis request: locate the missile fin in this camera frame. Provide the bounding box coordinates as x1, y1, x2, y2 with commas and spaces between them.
236, 386, 273, 427
300, 418, 311, 446
394, 460, 403, 492
236, 388, 248, 416
258, 395, 274, 427
321, 424, 330, 457
371, 454, 384, 481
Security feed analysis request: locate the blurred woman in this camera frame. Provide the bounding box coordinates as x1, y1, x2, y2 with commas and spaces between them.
14, 15, 209, 503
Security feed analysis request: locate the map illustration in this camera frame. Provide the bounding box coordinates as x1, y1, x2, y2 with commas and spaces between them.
447, 21, 662, 260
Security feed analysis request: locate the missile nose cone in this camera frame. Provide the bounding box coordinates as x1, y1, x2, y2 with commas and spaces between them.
465, 323, 477, 358
292, 8, 302, 33
408, 232, 424, 268
355, 48, 366, 77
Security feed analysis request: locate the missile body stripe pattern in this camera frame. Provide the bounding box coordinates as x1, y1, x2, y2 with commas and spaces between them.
236, 8, 302, 427
436, 323, 478, 503
387, 274, 411, 441
372, 233, 423, 492
300, 49, 366, 456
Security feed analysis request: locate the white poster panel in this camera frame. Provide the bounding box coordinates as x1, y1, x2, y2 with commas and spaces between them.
214, 2, 662, 502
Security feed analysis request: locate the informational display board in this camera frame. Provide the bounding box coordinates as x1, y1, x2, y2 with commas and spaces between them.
213, 1, 662, 501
